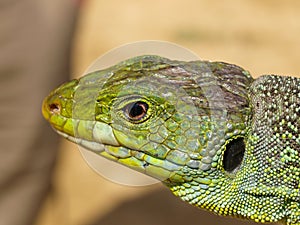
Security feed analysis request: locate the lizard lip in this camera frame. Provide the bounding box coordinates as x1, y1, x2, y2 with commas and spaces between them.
51, 119, 120, 150
56, 129, 107, 152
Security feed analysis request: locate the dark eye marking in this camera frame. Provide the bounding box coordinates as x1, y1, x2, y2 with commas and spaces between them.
124, 101, 149, 121
223, 137, 245, 173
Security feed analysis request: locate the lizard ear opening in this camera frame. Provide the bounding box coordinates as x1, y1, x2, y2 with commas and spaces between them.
223, 137, 245, 173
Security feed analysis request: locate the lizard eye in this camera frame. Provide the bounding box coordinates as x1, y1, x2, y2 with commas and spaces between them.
223, 137, 245, 173
124, 101, 149, 122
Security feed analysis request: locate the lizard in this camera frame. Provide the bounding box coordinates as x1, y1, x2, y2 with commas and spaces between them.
42, 55, 300, 225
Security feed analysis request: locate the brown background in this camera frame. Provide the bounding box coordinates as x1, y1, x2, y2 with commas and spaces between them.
36, 0, 300, 225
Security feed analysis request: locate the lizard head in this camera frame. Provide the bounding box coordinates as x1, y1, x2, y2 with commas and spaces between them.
43, 55, 258, 217
43, 55, 252, 182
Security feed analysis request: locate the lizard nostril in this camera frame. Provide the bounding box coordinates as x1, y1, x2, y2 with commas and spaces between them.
49, 103, 60, 114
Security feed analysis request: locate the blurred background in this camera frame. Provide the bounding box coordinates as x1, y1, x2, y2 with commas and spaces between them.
2, 0, 300, 225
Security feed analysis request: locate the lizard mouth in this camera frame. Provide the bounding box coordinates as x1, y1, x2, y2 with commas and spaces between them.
47, 117, 122, 152
43, 99, 120, 153
55, 129, 108, 152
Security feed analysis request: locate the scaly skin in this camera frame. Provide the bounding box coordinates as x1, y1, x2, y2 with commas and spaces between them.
42, 55, 300, 224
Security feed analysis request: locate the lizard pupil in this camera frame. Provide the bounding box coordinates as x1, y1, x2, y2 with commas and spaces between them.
223, 137, 245, 173
127, 101, 148, 121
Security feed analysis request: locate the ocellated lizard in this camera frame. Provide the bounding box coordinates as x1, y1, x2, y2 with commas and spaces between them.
42, 55, 300, 225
